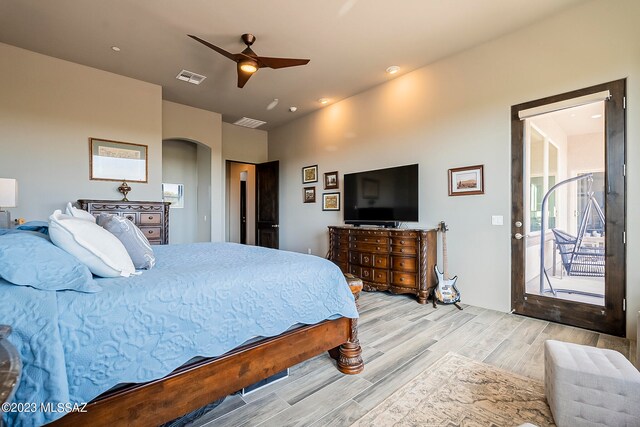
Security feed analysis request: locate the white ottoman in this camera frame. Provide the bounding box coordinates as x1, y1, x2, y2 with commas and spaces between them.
544, 340, 640, 427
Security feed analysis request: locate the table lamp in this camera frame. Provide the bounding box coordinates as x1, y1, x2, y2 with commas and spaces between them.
0, 178, 17, 229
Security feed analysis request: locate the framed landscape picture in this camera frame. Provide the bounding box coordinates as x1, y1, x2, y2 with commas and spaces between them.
322, 192, 340, 211
302, 165, 318, 184
448, 164, 484, 196
90, 138, 148, 182
303, 186, 316, 203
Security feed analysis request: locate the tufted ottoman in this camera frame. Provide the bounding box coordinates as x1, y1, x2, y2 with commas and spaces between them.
544, 340, 640, 426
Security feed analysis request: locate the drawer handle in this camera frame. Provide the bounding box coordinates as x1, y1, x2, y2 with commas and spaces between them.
148, 230, 153, 234
400, 262, 404, 266
148, 216, 154, 220
400, 278, 404, 282
376, 239, 380, 243
376, 247, 380, 250
400, 240, 405, 244
364, 257, 370, 262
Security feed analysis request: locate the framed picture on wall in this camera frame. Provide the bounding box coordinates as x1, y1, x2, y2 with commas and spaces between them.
302, 165, 318, 183
89, 138, 148, 182
322, 192, 340, 211
303, 186, 316, 203
324, 171, 338, 189
448, 164, 484, 196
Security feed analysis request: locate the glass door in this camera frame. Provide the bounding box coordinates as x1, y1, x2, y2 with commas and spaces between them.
511, 80, 626, 336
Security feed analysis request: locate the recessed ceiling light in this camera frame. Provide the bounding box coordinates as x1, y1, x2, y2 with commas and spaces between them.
318, 98, 329, 105
591, 114, 602, 119
289, 106, 298, 112
111, 46, 121, 52
386, 65, 400, 74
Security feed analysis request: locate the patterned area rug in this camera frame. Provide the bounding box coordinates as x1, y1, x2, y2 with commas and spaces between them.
352, 353, 555, 427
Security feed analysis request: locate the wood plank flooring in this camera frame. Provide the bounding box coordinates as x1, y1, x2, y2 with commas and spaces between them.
190, 292, 634, 427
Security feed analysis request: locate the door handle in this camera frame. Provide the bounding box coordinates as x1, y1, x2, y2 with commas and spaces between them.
514, 233, 524, 240
271, 224, 279, 228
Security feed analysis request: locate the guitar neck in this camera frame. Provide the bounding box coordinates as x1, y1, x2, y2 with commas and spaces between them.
442, 228, 448, 280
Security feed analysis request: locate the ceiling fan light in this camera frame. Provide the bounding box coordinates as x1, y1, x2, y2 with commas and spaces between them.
240, 61, 258, 73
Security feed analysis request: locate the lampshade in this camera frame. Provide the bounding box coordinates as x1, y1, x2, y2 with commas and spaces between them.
0, 178, 17, 208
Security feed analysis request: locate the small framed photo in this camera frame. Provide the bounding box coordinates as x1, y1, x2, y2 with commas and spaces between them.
322, 192, 341, 211
302, 165, 318, 184
448, 164, 484, 196
90, 138, 148, 182
324, 171, 339, 189
303, 186, 316, 203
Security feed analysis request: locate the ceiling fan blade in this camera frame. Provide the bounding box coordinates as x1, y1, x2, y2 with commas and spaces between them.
188, 35, 239, 62
256, 56, 310, 69
237, 66, 254, 88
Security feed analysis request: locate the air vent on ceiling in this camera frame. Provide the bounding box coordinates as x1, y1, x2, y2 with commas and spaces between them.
176, 69, 207, 85
233, 117, 267, 129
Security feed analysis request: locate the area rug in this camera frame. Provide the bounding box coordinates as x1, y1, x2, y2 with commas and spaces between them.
352, 352, 555, 427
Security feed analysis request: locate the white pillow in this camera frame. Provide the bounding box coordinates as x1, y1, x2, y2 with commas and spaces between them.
49, 210, 135, 278
65, 202, 96, 222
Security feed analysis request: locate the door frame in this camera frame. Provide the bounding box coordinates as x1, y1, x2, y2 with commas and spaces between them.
510, 79, 626, 337
225, 159, 258, 245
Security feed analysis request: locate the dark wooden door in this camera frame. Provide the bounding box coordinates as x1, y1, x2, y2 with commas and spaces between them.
511, 79, 626, 336
240, 180, 247, 244
256, 161, 279, 249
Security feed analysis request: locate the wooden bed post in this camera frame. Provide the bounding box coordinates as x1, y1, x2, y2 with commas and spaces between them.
332, 274, 364, 375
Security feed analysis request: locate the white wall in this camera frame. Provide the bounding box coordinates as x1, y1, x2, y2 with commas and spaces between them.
0, 43, 162, 220
162, 100, 223, 241
269, 0, 640, 338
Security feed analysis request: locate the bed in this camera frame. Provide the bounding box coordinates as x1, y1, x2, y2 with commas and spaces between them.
0, 236, 363, 427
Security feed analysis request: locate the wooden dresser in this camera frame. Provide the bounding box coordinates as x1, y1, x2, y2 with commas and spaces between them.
328, 226, 437, 304
78, 199, 170, 245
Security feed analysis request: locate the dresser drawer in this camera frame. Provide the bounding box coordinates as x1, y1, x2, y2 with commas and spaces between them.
333, 250, 348, 262
373, 255, 389, 269
390, 237, 417, 247
349, 251, 361, 265
392, 256, 417, 272
353, 229, 388, 237
391, 245, 416, 255
334, 241, 349, 251
350, 235, 390, 245
391, 230, 419, 238
349, 242, 388, 253
140, 227, 161, 240
372, 269, 388, 284
391, 272, 417, 287
140, 213, 162, 225
121, 212, 138, 223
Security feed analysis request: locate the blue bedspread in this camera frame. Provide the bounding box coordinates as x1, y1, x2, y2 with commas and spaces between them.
1, 242, 357, 426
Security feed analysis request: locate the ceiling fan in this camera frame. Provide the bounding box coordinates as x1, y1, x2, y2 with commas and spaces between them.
188, 33, 310, 88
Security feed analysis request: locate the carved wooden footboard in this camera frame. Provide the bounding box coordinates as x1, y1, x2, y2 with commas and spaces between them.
49, 285, 363, 427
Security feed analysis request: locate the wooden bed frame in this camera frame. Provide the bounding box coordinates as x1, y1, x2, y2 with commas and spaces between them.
49, 282, 363, 427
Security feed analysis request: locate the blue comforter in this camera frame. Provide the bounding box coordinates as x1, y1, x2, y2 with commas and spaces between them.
1, 242, 357, 426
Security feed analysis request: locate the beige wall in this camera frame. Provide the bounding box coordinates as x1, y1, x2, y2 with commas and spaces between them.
0, 43, 162, 220
269, 0, 640, 338
221, 122, 268, 242
222, 123, 268, 164
162, 100, 223, 241
162, 140, 198, 244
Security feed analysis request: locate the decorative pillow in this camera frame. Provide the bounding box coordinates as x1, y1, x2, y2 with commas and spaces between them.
65, 202, 96, 222
49, 210, 135, 278
97, 214, 156, 270
0, 231, 101, 292
17, 220, 50, 236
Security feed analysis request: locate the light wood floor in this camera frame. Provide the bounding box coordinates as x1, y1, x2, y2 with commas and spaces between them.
190, 291, 635, 427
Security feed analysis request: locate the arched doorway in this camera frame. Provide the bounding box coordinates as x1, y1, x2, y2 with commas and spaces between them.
162, 139, 212, 244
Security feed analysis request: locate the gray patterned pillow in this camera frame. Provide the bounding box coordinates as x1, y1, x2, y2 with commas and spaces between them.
96, 214, 156, 270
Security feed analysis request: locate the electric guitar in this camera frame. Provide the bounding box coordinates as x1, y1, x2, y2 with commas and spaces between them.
434, 221, 462, 309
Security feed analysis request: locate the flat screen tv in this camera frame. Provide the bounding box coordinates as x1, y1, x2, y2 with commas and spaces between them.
344, 164, 418, 227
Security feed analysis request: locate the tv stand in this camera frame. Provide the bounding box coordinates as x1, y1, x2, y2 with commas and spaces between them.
328, 226, 437, 304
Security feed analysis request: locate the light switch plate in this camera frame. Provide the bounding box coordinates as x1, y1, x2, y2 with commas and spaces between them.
491, 215, 504, 226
